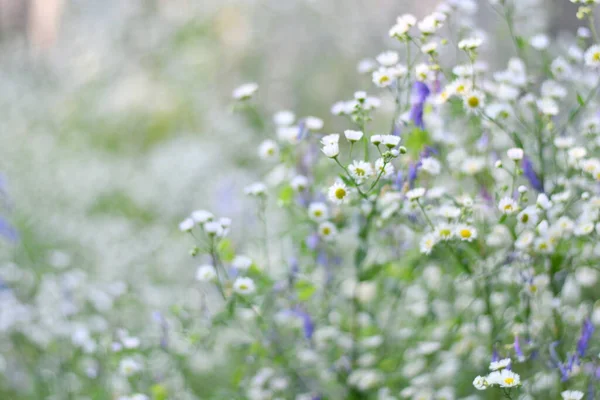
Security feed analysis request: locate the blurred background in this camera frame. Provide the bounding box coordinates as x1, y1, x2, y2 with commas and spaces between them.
0, 0, 588, 397
0, 0, 584, 343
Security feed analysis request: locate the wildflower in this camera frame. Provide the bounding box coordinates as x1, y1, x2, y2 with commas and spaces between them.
179, 218, 194, 232
258, 139, 279, 160
472, 375, 488, 390
507, 148, 524, 161
462, 91, 485, 113
370, 135, 383, 145
537, 97, 559, 116
380, 135, 401, 149
389, 14, 416, 39
273, 110, 295, 126
584, 44, 600, 68
204, 221, 225, 237
498, 197, 519, 214
357, 58, 377, 74
308, 202, 329, 222
372, 68, 394, 87
321, 133, 340, 146
374, 158, 395, 178
576, 318, 594, 358
517, 206, 539, 227
233, 277, 256, 295
415, 63, 431, 81
318, 221, 338, 241
458, 37, 483, 50
119, 358, 141, 377
409, 82, 430, 129
191, 210, 213, 224
420, 233, 438, 254
406, 187, 426, 200
561, 390, 585, 400
489, 358, 511, 371
487, 369, 520, 388
322, 143, 340, 158
344, 130, 363, 143
376, 51, 399, 66
304, 116, 323, 131
232, 255, 253, 271
523, 157, 544, 192
435, 223, 454, 240
349, 160, 374, 183
455, 224, 477, 241
420, 157, 441, 175
244, 182, 267, 196
530, 34, 549, 50
290, 175, 309, 191
232, 82, 258, 100
328, 181, 349, 204
196, 265, 217, 282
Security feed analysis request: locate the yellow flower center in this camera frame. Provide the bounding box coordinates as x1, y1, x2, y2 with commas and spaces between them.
504, 204, 513, 211
460, 229, 472, 238
314, 210, 322, 217
439, 228, 451, 237
467, 96, 479, 108
521, 214, 529, 223
239, 284, 248, 290
322, 227, 331, 235
593, 52, 600, 62
335, 188, 347, 199
504, 377, 514, 385
379, 75, 390, 84
355, 168, 365, 176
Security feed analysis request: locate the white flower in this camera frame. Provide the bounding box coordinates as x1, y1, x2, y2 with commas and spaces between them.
507, 148, 524, 161
232, 82, 258, 100
328, 181, 349, 204
472, 375, 488, 390
489, 358, 511, 371
370, 135, 383, 145
517, 206, 539, 227
291, 175, 309, 191
561, 390, 585, 400
258, 139, 279, 160
415, 63, 431, 81
349, 160, 374, 183
537, 97, 559, 116
380, 135, 401, 149
420, 233, 438, 255
458, 37, 483, 50
455, 224, 477, 241
406, 187, 426, 200
233, 277, 256, 295
318, 221, 338, 241
179, 218, 194, 232
487, 369, 520, 388
245, 182, 267, 196
461, 157, 486, 175
357, 58, 377, 74
374, 158, 395, 178
196, 265, 217, 282
322, 143, 340, 158
463, 90, 485, 113
389, 14, 416, 39
376, 51, 399, 66
435, 223, 454, 241
305, 116, 324, 131
344, 130, 364, 143
232, 255, 253, 270
373, 68, 394, 87
530, 34, 549, 50
308, 202, 329, 222
191, 210, 214, 224
584, 44, 600, 68
438, 205, 461, 219
421, 157, 441, 175
498, 197, 519, 214
537, 193, 553, 210
321, 133, 340, 146
204, 221, 225, 237
273, 110, 295, 126
119, 358, 141, 377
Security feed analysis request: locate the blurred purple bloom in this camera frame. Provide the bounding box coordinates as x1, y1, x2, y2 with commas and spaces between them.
293, 307, 314, 340
577, 318, 594, 358
408, 162, 420, 188
514, 335, 525, 362
522, 156, 544, 192
306, 233, 320, 250
409, 82, 430, 130
0, 218, 18, 242
393, 171, 403, 190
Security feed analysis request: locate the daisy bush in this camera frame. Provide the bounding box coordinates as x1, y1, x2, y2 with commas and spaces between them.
2, 0, 600, 399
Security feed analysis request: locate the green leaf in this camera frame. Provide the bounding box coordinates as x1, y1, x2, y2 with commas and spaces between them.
404, 128, 432, 158
359, 263, 384, 281
515, 36, 526, 50
217, 239, 235, 262
151, 384, 168, 400
278, 185, 295, 206
577, 93, 585, 106
295, 279, 317, 301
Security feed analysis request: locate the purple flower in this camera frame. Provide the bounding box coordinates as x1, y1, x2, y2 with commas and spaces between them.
409, 82, 430, 130
305, 233, 320, 250
408, 162, 420, 188
514, 335, 525, 362
577, 318, 594, 358
522, 156, 544, 192
0, 218, 18, 242
293, 307, 315, 340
